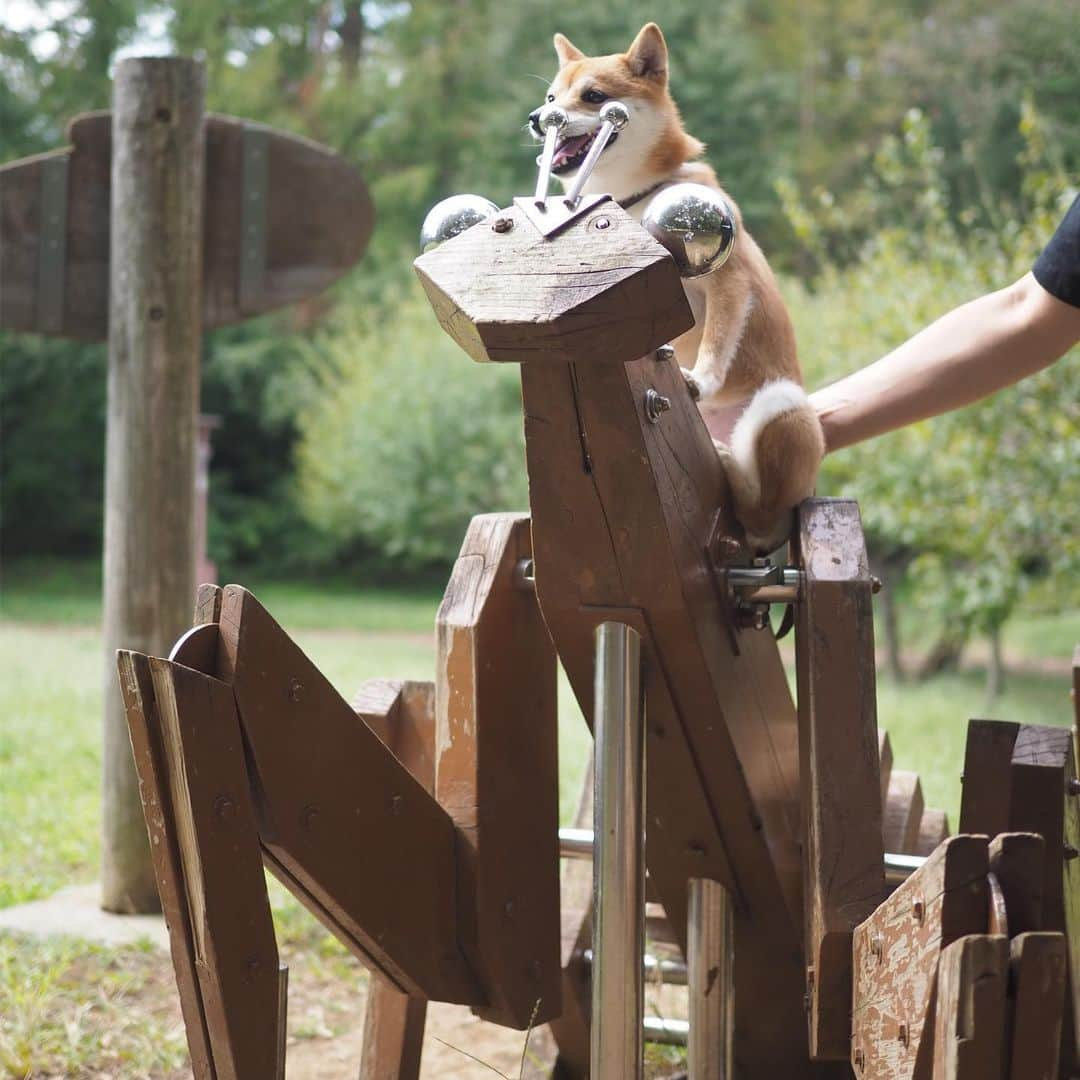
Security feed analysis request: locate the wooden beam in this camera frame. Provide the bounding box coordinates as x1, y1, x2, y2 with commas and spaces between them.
1008, 932, 1066, 1080
147, 655, 282, 1078
884, 770, 925, 855
435, 513, 560, 1029
216, 585, 483, 1006
916, 810, 951, 858
989, 833, 1045, 936
958, 720, 1019, 836
794, 498, 885, 1060
931, 934, 1008, 1080
353, 678, 436, 796
358, 978, 426, 1080
852, 835, 990, 1078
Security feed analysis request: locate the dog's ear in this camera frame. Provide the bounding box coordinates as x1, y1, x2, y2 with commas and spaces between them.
626, 22, 668, 81
553, 33, 585, 67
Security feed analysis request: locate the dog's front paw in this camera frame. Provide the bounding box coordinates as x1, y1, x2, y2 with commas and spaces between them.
680, 367, 701, 402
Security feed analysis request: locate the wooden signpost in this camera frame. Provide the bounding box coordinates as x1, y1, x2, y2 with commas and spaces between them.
0, 55, 373, 912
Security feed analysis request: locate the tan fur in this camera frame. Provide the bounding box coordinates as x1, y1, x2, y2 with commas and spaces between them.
544, 24, 824, 550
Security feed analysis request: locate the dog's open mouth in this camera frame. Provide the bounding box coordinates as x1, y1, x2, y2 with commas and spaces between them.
550, 128, 619, 175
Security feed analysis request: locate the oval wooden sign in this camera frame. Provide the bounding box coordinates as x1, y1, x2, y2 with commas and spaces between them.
0, 111, 374, 340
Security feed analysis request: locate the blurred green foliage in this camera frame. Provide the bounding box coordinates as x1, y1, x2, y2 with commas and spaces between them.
1, 1, 1077, 648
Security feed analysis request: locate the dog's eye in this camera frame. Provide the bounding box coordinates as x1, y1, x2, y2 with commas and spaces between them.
546, 93, 555, 103
582, 88, 607, 105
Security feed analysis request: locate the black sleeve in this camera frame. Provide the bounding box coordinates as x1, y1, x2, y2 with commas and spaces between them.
1033, 194, 1080, 308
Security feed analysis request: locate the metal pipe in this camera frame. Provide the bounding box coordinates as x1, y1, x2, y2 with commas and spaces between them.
688, 879, 734, 1079
643, 1017, 689, 1046
533, 106, 568, 206
565, 101, 630, 207
583, 948, 688, 986
591, 622, 645, 1080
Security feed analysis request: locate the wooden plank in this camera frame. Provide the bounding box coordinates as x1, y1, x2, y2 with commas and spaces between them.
989, 833, 1044, 936
414, 200, 693, 367
958, 720, 1019, 836
915, 809, 951, 857
147, 655, 281, 1079
519, 350, 818, 1076
358, 977, 427, 1080
115, 651, 215, 1079
884, 770, 925, 855
434, 513, 560, 1029
353, 678, 436, 795
0, 111, 373, 340
931, 934, 1008, 1080
852, 835, 990, 1079
194, 583, 223, 625
794, 498, 885, 1060
880, 730, 894, 807
1008, 932, 1066, 1080
216, 584, 483, 1006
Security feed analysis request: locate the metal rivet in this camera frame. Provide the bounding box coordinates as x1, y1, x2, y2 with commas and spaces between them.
870, 933, 884, 962
1067, 778, 1080, 797
1065, 844, 1080, 861
714, 534, 742, 560
592, 215, 611, 230
491, 216, 514, 233
645, 388, 671, 423
898, 1022, 909, 1047
213, 796, 235, 823
871, 576, 883, 594
655, 343, 675, 362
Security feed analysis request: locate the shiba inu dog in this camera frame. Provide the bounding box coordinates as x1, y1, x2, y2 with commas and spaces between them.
531, 23, 825, 551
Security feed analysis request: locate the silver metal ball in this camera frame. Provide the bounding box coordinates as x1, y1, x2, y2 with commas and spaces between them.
599, 100, 630, 131
538, 104, 569, 133
641, 183, 737, 278
419, 194, 500, 253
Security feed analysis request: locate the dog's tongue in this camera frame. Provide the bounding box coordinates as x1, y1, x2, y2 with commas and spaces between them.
552, 133, 591, 168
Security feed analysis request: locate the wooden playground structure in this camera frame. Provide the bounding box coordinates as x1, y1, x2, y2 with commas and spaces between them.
116, 101, 1080, 1079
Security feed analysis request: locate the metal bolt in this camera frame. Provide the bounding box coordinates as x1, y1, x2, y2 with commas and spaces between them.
912, 898, 925, 925
714, 534, 742, 560
491, 216, 514, 233
1065, 844, 1080, 861
898, 1022, 909, 1047
213, 795, 236, 824
288, 678, 303, 702
390, 794, 403, 816
870, 933, 884, 962
735, 605, 770, 631
870, 576, 883, 594
300, 804, 319, 829
592, 215, 612, 230
854, 1048, 865, 1071
644, 388, 672, 423
655, 343, 675, 362
1067, 778, 1080, 796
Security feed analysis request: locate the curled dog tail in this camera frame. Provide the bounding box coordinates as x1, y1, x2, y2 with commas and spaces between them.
724, 379, 825, 551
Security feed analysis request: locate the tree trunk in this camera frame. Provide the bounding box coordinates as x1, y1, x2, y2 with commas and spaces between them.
917, 619, 970, 679
102, 57, 205, 913
985, 623, 1006, 705
339, 3, 365, 81
870, 553, 906, 683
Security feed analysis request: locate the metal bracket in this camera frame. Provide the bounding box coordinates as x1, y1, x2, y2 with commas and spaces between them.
240, 124, 269, 313
36, 154, 69, 334
513, 193, 611, 240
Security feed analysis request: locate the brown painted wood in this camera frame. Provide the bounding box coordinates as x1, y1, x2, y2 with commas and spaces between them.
794, 498, 885, 1061
1008, 932, 1066, 1080
353, 679, 436, 795
358, 978, 427, 1080
435, 513, 560, 1029
414, 200, 693, 366
989, 833, 1045, 936
216, 584, 483, 1006
115, 651, 215, 1079
147, 655, 281, 1079
0, 112, 373, 340
915, 810, 951, 857
101, 57, 205, 916
519, 351, 820, 1077
884, 771, 926, 855
852, 835, 991, 1079
958, 720, 1020, 836
931, 934, 1008, 1080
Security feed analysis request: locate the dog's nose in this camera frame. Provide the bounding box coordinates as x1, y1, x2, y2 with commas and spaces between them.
528, 108, 543, 136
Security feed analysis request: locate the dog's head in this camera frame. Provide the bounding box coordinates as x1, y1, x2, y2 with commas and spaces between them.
529, 23, 702, 199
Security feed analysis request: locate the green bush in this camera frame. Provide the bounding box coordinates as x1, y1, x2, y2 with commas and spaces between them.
296, 288, 528, 572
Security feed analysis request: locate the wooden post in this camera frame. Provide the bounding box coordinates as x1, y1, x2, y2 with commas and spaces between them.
101, 57, 206, 912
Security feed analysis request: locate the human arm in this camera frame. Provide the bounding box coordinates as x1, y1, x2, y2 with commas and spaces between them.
810, 271, 1080, 453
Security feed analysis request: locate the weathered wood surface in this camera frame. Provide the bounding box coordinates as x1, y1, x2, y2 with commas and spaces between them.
414, 200, 693, 366
989, 832, 1045, 936
216, 585, 483, 1005
794, 498, 885, 1060
435, 513, 560, 1029
147, 654, 282, 1078
0, 111, 373, 339
958, 720, 1019, 838
1008, 932, 1066, 1080
116, 651, 215, 1078
101, 56, 205, 915
884, 771, 925, 855
353, 679, 437, 795
688, 878, 734, 1080
931, 934, 1008, 1080
916, 809, 951, 858
852, 835, 990, 1079
359, 979, 427, 1080
519, 351, 819, 1076
194, 582, 224, 626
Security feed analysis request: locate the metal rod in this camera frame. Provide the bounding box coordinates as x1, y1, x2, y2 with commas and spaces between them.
591, 622, 645, 1080
688, 879, 734, 1080
561, 829, 926, 889
643, 1017, 689, 1046
565, 101, 630, 207
533, 107, 567, 206
583, 948, 688, 986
